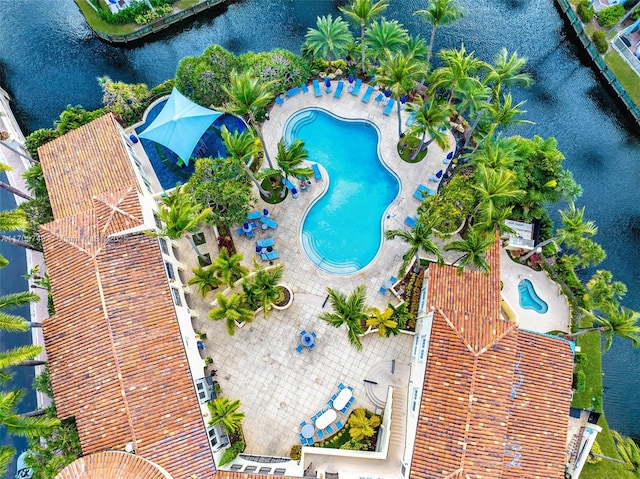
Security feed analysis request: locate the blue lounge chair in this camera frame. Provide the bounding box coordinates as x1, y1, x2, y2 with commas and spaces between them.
295, 345, 303, 353
247, 210, 261, 220
350, 78, 362, 96
317, 430, 324, 439
375, 92, 384, 104
301, 83, 309, 93
325, 425, 333, 434
405, 216, 417, 228
413, 189, 425, 201
313, 79, 322, 97
406, 111, 416, 126
338, 382, 345, 390
379, 286, 387, 294
282, 177, 296, 191
261, 217, 278, 229
383, 98, 395, 116
286, 86, 301, 97
336, 421, 344, 430
275, 95, 284, 106
361, 86, 374, 103
312, 163, 322, 181
333, 81, 344, 98
261, 251, 279, 261
257, 238, 274, 248
390, 276, 397, 283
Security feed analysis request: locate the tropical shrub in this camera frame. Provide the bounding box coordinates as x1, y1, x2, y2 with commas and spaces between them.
632, 6, 640, 20
175, 45, 238, 107
587, 440, 603, 463
592, 31, 609, 54
577, 1, 595, 22
55, 105, 105, 135
96, 0, 177, 25
573, 371, 586, 392
597, 5, 625, 27
289, 445, 302, 460
98, 75, 150, 125
347, 408, 381, 441
238, 49, 311, 95
218, 441, 244, 466
24, 128, 59, 162
135, 4, 172, 25
575, 351, 587, 365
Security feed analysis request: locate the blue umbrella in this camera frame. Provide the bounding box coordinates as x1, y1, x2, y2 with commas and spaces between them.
324, 77, 331, 88
435, 169, 443, 179
256, 246, 262, 253
447, 151, 453, 160
348, 74, 354, 83
400, 95, 407, 104
263, 208, 269, 216
243, 221, 250, 231
384, 89, 392, 98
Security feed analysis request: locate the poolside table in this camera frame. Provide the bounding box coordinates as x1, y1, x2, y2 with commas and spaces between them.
315, 409, 337, 430
300, 332, 315, 348
301, 423, 315, 439
333, 388, 353, 411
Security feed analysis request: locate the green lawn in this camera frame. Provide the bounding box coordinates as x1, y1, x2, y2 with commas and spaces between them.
73, 0, 139, 35
580, 415, 635, 479
604, 50, 640, 108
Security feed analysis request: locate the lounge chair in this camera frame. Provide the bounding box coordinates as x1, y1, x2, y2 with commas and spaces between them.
317, 430, 324, 439
361, 85, 374, 103
282, 177, 296, 191
257, 237, 275, 248
261, 217, 278, 229
295, 345, 303, 353
336, 421, 344, 430
247, 210, 261, 220
390, 276, 397, 283
286, 86, 301, 97
313, 79, 322, 97
350, 78, 362, 96
301, 83, 309, 93
325, 425, 333, 434
261, 251, 279, 261
413, 189, 425, 201
375, 92, 384, 104
312, 163, 322, 181
333, 81, 344, 98
429, 173, 440, 182
405, 216, 417, 228
275, 95, 284, 106
379, 286, 388, 294
383, 98, 396, 116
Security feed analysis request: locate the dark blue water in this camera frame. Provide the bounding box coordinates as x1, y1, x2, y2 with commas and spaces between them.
0, 173, 35, 478
1, 0, 639, 440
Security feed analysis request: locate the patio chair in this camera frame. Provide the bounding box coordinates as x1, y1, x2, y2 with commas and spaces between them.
429, 173, 440, 182
406, 111, 416, 126
313, 79, 322, 97
379, 286, 388, 294
301, 420, 307, 427
361, 85, 374, 103
246, 229, 254, 239
317, 430, 324, 439
333, 81, 344, 98
390, 276, 397, 283
328, 398, 334, 407
309, 343, 316, 349
295, 345, 303, 353
312, 163, 322, 181
336, 421, 344, 430
307, 437, 314, 446
301, 329, 307, 336
338, 382, 345, 390
350, 78, 362, 96
236, 228, 245, 236
230, 464, 243, 471
383, 98, 396, 116
286, 86, 301, 97
261, 251, 279, 261
247, 210, 262, 220
261, 217, 278, 229
311, 331, 317, 338
325, 425, 333, 434
257, 237, 275, 248
275, 95, 284, 106
301, 83, 309, 93
405, 216, 417, 228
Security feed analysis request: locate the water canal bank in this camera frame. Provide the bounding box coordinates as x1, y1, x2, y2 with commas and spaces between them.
1, 0, 639, 440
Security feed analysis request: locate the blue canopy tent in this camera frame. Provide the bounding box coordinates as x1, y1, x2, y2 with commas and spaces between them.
138, 88, 222, 166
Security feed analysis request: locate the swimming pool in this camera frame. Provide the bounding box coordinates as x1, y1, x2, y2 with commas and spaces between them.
518, 279, 549, 314
136, 99, 246, 190
285, 108, 400, 274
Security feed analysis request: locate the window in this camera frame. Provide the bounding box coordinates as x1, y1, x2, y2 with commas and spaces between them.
165, 262, 175, 281
207, 427, 218, 449
153, 213, 162, 229
411, 387, 419, 413
419, 336, 427, 361
171, 288, 182, 307
418, 285, 427, 312
159, 238, 168, 255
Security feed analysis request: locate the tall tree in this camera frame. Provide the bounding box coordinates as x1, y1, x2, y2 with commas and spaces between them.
305, 15, 353, 70
320, 285, 370, 351
585, 270, 627, 312
207, 397, 245, 434
377, 51, 424, 138
274, 138, 313, 180
148, 186, 211, 259
0, 163, 32, 200
485, 48, 533, 102
472, 164, 525, 225
611, 430, 640, 475
242, 263, 284, 318
0, 209, 40, 252
468, 135, 519, 170
430, 44, 486, 104
444, 227, 494, 274
339, 0, 389, 74
211, 248, 249, 288
220, 126, 271, 199
414, 0, 465, 67
365, 18, 409, 66
484, 92, 532, 137
574, 306, 640, 353
223, 71, 275, 168
405, 96, 451, 160
209, 292, 254, 336
385, 215, 442, 275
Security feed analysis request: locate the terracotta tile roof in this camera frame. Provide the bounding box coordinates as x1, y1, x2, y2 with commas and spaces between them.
55, 451, 171, 479
411, 239, 573, 479
38, 113, 140, 219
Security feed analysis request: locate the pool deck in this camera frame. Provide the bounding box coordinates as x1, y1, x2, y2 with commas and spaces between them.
500, 249, 571, 333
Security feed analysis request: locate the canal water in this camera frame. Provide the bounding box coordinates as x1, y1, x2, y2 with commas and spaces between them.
0, 0, 638, 460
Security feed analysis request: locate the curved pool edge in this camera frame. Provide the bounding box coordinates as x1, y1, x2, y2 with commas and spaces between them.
284, 107, 402, 277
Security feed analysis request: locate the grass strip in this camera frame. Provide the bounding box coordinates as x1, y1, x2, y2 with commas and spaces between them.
73, 0, 138, 35
604, 50, 640, 108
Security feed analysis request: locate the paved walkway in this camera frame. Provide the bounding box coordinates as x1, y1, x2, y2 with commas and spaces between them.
500, 249, 571, 333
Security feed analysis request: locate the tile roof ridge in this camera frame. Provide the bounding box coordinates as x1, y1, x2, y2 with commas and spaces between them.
435, 306, 476, 355
476, 321, 519, 356
40, 214, 97, 257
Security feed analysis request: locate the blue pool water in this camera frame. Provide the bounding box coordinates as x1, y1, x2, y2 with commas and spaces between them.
285, 108, 400, 274
135, 100, 246, 190
518, 279, 549, 314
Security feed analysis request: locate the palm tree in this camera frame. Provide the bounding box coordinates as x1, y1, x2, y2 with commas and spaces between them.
207, 397, 245, 434
0, 163, 32, 200
223, 70, 275, 168
0, 209, 40, 252
405, 96, 451, 160
209, 292, 254, 336
242, 263, 284, 318
573, 305, 640, 353
320, 286, 370, 351
455, 81, 491, 146
385, 215, 442, 275
386, 302, 412, 329
403, 35, 429, 62
485, 48, 533, 102
365, 18, 409, 66
585, 270, 627, 311
467, 135, 519, 170
366, 308, 398, 337
444, 227, 494, 274
472, 164, 525, 225
188, 265, 221, 298
377, 51, 424, 138
484, 92, 533, 137
305, 15, 353, 70
611, 430, 640, 474
430, 44, 486, 105
148, 186, 211, 259
414, 0, 465, 67
211, 248, 249, 288
347, 408, 381, 441
339, 0, 389, 74
274, 138, 313, 181
220, 126, 271, 199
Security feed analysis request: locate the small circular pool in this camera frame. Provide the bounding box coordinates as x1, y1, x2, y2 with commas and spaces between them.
284, 108, 400, 275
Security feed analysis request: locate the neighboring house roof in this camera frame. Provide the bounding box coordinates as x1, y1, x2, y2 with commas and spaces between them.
39, 118, 216, 479
56, 451, 173, 479
37, 113, 140, 219
412, 240, 573, 479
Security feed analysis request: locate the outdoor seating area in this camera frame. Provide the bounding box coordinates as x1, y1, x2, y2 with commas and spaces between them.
236, 210, 278, 238
298, 383, 355, 445
378, 275, 398, 295
296, 330, 317, 352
